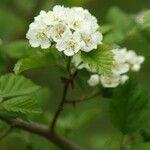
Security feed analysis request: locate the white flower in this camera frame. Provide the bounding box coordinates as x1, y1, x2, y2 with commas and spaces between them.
112, 48, 129, 75
34, 10, 47, 22
77, 7, 99, 32
120, 75, 129, 84
112, 63, 129, 75
50, 23, 69, 42
100, 74, 120, 88
56, 31, 84, 56
126, 50, 145, 72
88, 74, 100, 86
112, 48, 128, 64
80, 32, 103, 52
99, 74, 129, 88
26, 22, 51, 49
43, 11, 61, 26
66, 9, 87, 31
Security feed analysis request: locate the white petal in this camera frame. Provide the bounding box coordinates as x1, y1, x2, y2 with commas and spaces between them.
88, 74, 100, 86
29, 39, 40, 48
41, 40, 51, 49
64, 49, 74, 56
120, 75, 129, 84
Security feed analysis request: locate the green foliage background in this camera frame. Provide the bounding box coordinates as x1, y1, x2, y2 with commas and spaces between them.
0, 0, 150, 150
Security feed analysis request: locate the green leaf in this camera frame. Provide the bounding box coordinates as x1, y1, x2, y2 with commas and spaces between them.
1, 96, 41, 114
74, 109, 100, 129
0, 109, 27, 119
105, 7, 136, 44
122, 27, 150, 58
0, 54, 6, 75
0, 90, 3, 102
0, 73, 39, 98
106, 7, 136, 34
0, 40, 55, 59
109, 80, 150, 134
14, 52, 56, 74
131, 143, 150, 150
99, 25, 113, 34
81, 44, 113, 75
144, 10, 150, 27
0, 40, 30, 59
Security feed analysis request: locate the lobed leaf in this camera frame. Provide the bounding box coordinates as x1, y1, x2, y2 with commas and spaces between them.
109, 80, 150, 134
1, 96, 41, 114
0, 40, 30, 59
14, 52, 56, 74
104, 7, 136, 44
144, 10, 150, 27
0, 73, 39, 98
81, 44, 114, 75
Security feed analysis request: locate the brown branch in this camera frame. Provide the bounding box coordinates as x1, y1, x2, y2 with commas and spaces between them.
50, 57, 77, 131
50, 79, 70, 130
0, 117, 82, 150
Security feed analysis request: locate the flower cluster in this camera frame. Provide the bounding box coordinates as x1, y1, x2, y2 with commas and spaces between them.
26, 5, 103, 56
73, 48, 145, 88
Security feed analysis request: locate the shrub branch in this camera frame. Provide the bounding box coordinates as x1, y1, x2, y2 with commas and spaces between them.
0, 117, 82, 150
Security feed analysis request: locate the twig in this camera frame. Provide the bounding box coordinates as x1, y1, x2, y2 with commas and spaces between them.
0, 126, 13, 140
50, 79, 70, 131
50, 58, 77, 131
0, 117, 82, 150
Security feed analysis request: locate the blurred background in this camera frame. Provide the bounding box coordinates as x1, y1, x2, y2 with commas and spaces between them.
0, 0, 150, 150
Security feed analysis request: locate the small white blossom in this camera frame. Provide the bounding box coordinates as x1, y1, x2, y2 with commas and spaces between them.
120, 75, 129, 84
34, 10, 47, 22
126, 50, 145, 72
88, 74, 100, 86
26, 22, 51, 49
112, 63, 129, 75
112, 48, 128, 64
80, 32, 103, 52
50, 23, 69, 42
56, 31, 83, 56
100, 74, 121, 88
112, 48, 130, 75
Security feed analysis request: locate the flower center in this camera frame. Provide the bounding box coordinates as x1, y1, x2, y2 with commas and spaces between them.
67, 40, 76, 49
36, 30, 46, 39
